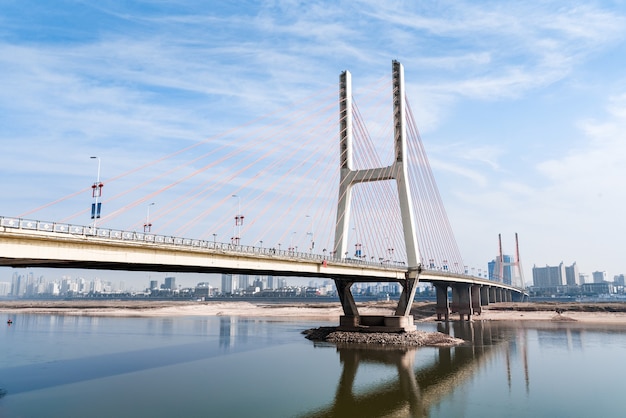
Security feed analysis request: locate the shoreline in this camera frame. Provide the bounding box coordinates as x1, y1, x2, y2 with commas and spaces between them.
1, 300, 626, 324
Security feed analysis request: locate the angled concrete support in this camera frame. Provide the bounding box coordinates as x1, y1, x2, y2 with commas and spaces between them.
395, 270, 419, 317
335, 280, 359, 317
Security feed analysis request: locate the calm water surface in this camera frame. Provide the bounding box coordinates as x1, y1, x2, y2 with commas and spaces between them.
1, 313, 625, 417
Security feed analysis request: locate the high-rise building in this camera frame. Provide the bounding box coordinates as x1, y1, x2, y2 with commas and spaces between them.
0, 282, 11, 296
614, 274, 625, 286
564, 262, 580, 285
238, 274, 249, 290
164, 277, 176, 290
592, 271, 606, 284
488, 255, 513, 285
532, 263, 566, 287
221, 273, 236, 295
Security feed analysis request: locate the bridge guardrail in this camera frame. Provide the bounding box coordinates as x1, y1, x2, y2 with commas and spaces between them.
0, 216, 528, 292
0, 216, 404, 270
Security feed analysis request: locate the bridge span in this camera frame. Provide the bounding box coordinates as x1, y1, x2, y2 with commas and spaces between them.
1, 217, 527, 326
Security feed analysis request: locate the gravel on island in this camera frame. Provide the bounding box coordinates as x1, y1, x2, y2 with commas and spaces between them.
303, 326, 465, 347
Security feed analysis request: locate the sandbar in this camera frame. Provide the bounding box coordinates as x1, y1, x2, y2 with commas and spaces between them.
1, 300, 626, 325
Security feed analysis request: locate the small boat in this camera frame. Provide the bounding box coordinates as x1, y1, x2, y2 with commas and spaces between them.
7, 319, 12, 325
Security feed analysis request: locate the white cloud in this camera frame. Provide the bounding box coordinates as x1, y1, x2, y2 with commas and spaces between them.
3, 0, 626, 285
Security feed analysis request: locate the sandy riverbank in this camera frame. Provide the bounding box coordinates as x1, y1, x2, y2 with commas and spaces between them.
2, 300, 626, 324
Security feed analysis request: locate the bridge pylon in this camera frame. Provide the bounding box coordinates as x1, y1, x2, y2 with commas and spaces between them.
334, 61, 421, 332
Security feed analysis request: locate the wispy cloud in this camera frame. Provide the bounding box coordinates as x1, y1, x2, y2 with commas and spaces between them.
2, 0, 626, 281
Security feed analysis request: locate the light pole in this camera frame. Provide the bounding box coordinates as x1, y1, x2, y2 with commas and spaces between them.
289, 231, 297, 253
213, 233, 217, 245
144, 202, 155, 233
306, 215, 314, 252
90, 156, 103, 229
231, 194, 243, 245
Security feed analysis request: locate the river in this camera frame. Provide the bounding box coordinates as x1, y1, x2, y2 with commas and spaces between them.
0, 314, 624, 417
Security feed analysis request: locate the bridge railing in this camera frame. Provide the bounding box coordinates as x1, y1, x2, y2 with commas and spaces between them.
0, 216, 406, 270
0, 216, 529, 293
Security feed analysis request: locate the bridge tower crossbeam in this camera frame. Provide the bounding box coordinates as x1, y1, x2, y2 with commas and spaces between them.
334, 61, 421, 332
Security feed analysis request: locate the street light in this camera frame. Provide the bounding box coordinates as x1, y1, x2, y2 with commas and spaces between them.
231, 194, 243, 245
305, 215, 314, 252
89, 156, 103, 229
289, 231, 297, 253
144, 202, 155, 233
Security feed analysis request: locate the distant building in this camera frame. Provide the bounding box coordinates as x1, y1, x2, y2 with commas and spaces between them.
149, 280, 159, 291
194, 282, 214, 299
252, 277, 264, 291
0, 282, 11, 296
221, 273, 236, 295
592, 271, 606, 284
582, 282, 614, 295
614, 274, 625, 286
564, 262, 580, 285
238, 274, 249, 290
532, 263, 566, 287
488, 255, 513, 285
164, 277, 176, 290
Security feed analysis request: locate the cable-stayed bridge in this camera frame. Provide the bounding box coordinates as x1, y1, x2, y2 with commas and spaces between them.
0, 61, 527, 329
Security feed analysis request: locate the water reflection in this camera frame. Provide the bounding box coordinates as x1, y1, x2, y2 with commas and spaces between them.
303, 322, 522, 418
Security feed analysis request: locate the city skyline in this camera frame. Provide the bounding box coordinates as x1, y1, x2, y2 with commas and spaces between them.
2, 2, 626, 280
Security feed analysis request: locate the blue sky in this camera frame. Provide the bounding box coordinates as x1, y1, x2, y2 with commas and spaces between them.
2, 0, 626, 288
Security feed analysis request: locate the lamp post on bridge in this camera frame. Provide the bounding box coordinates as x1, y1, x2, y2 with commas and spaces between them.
289, 231, 296, 253
89, 156, 103, 230
144, 202, 155, 233
305, 214, 314, 252
231, 194, 243, 246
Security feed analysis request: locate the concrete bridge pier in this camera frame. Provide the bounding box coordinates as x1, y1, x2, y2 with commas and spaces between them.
336, 280, 359, 317
480, 286, 490, 306
450, 283, 473, 321
511, 291, 525, 302
489, 287, 497, 304
434, 283, 450, 321
471, 285, 482, 315
395, 271, 419, 317
335, 272, 417, 332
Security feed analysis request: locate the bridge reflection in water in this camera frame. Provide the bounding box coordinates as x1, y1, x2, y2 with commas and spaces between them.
302, 322, 528, 418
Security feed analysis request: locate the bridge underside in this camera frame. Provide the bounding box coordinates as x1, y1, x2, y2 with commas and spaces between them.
429, 280, 526, 321
334, 270, 419, 333
333, 274, 528, 331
